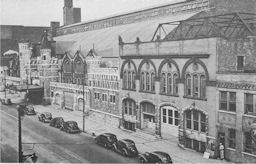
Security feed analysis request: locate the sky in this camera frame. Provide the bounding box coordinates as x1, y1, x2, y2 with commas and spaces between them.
0, 0, 182, 27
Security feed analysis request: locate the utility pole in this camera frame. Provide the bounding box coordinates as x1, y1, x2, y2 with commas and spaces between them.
4, 68, 7, 98
82, 60, 85, 132
18, 106, 23, 162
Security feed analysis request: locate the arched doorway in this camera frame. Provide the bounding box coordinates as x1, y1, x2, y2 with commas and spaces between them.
161, 105, 179, 137
78, 98, 84, 111
55, 93, 61, 105
141, 102, 155, 132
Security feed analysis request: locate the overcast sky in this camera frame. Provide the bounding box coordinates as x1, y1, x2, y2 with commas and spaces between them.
0, 0, 182, 26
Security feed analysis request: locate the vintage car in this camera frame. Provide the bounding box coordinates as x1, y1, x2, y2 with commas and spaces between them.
112, 139, 138, 157
95, 133, 117, 149
49, 117, 65, 128
38, 112, 52, 123
24, 105, 36, 115
138, 151, 173, 163
60, 121, 81, 133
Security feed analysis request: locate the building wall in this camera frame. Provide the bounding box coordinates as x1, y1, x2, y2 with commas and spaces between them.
216, 37, 256, 163
120, 38, 218, 154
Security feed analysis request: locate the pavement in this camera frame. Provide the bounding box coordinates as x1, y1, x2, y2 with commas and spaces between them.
1, 91, 231, 163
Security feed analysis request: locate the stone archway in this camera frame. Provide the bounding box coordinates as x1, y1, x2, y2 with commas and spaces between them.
158, 103, 180, 138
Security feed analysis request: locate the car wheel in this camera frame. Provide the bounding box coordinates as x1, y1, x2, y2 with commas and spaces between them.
122, 150, 126, 156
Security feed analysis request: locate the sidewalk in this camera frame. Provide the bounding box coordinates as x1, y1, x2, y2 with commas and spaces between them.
33, 104, 231, 164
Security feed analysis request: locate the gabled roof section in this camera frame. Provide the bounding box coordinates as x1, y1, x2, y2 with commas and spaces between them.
152, 12, 256, 41
86, 49, 98, 58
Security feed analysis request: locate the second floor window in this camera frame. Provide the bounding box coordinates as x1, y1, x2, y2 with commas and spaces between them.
245, 93, 256, 115
219, 91, 236, 112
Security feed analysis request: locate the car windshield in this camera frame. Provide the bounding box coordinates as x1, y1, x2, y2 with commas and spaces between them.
68, 122, 78, 129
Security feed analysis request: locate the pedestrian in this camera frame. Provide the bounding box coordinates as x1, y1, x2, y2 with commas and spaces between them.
219, 143, 224, 160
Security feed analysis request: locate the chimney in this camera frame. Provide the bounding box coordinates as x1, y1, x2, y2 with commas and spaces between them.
50, 21, 60, 37
73, 8, 81, 24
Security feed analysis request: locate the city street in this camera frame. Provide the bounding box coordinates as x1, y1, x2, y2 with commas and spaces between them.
0, 103, 139, 163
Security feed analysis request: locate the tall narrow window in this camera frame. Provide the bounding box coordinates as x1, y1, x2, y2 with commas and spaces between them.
132, 72, 136, 89
151, 72, 155, 91
161, 73, 166, 93
123, 71, 127, 89
128, 71, 131, 89
141, 72, 145, 90
200, 75, 206, 98
245, 93, 253, 114
193, 111, 199, 131
173, 73, 178, 95
146, 72, 150, 91
229, 92, 236, 112
237, 56, 244, 70
167, 73, 172, 94
186, 74, 192, 96
220, 91, 228, 110
193, 74, 199, 97
228, 128, 236, 149
186, 110, 192, 129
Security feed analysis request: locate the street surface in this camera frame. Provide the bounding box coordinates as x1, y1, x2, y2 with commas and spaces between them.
0, 103, 139, 163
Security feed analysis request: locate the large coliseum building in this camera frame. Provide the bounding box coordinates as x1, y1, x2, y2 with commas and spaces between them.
19, 0, 256, 163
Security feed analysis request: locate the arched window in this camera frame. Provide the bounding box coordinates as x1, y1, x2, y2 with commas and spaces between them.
167, 73, 172, 94
173, 73, 178, 95
186, 74, 192, 96
123, 61, 136, 90
151, 72, 155, 91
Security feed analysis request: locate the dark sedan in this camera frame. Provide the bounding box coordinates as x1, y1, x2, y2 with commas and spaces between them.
138, 151, 173, 163
24, 105, 36, 115
38, 112, 52, 123
49, 117, 65, 128
95, 133, 117, 149
113, 139, 138, 157
60, 121, 81, 133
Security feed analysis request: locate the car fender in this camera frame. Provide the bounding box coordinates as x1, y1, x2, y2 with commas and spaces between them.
138, 155, 148, 163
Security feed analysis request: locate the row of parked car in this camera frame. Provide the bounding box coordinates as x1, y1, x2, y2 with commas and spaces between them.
20, 105, 81, 134
95, 133, 173, 163
20, 104, 173, 163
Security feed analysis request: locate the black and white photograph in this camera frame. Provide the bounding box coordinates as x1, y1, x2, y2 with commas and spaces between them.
0, 0, 256, 163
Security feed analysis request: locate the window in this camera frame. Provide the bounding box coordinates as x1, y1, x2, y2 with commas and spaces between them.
110, 95, 116, 103
167, 73, 172, 94
163, 108, 167, 123
193, 75, 199, 97
161, 73, 166, 93
146, 72, 150, 91
228, 128, 236, 149
219, 91, 236, 112
186, 74, 192, 96
245, 93, 255, 115
244, 132, 256, 155
237, 56, 244, 70
173, 74, 178, 95
185, 110, 206, 133
123, 99, 136, 115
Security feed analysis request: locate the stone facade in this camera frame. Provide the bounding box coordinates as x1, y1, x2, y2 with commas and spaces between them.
119, 37, 218, 155
216, 37, 256, 163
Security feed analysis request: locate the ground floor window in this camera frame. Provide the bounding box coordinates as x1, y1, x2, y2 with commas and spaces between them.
244, 132, 256, 155
123, 121, 135, 131
185, 137, 206, 153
